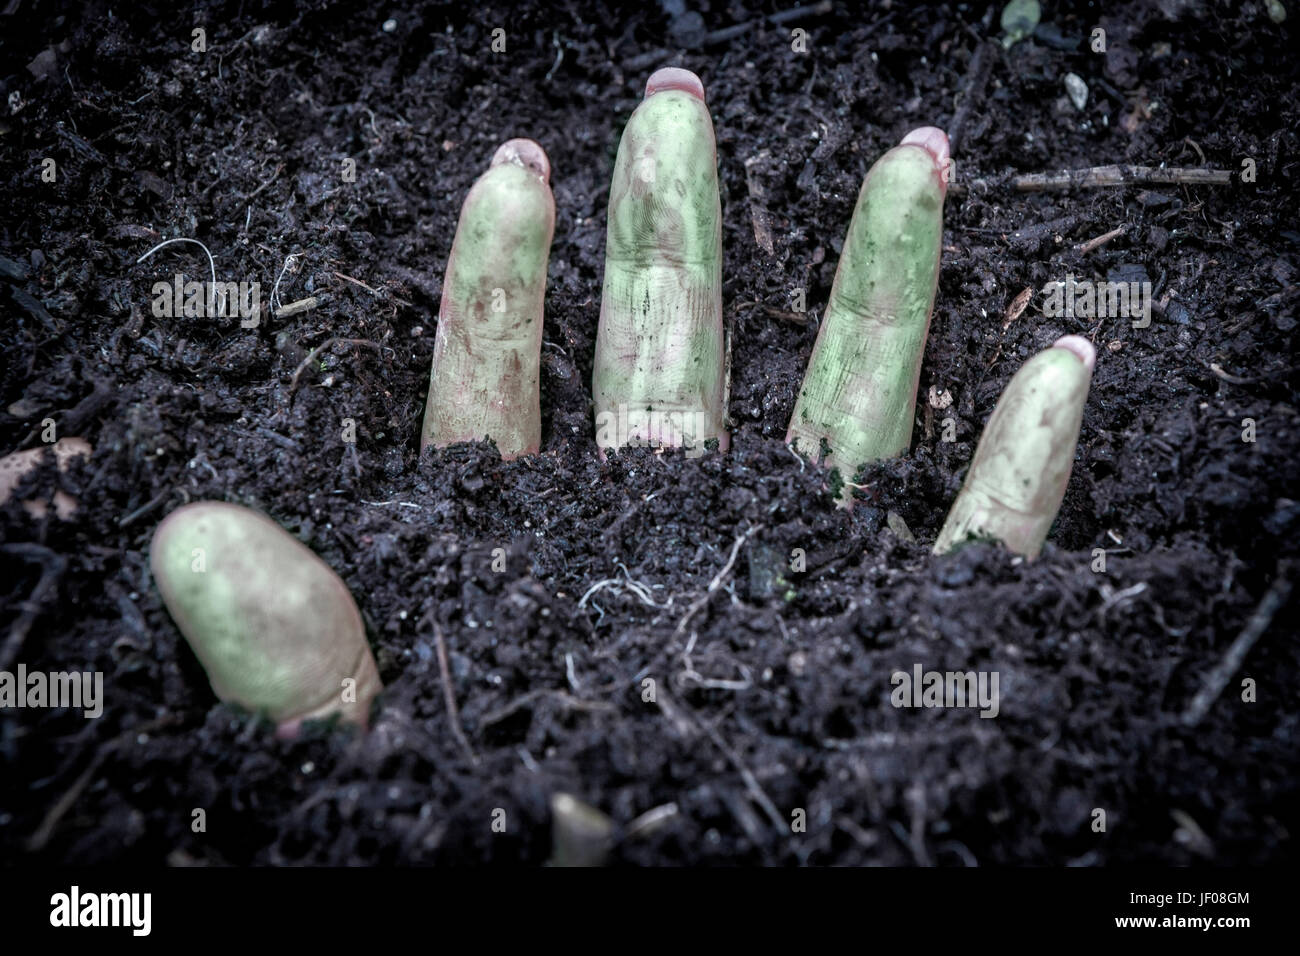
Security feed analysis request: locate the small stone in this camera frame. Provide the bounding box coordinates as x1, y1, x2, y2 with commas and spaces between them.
1165, 301, 1192, 326
6, 397, 41, 418
26, 48, 59, 80
1064, 73, 1088, 111
886, 511, 916, 543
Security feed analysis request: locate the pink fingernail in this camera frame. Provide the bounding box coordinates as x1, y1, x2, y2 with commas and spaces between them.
490, 137, 551, 184
645, 67, 706, 102
1053, 334, 1097, 372
900, 126, 951, 191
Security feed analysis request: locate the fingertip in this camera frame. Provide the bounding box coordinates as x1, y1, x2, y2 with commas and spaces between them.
899, 128, 951, 195
645, 67, 706, 102
1053, 334, 1097, 373
900, 127, 950, 165
490, 138, 551, 184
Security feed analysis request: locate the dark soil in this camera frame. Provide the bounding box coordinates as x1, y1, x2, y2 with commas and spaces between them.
2, 0, 1298, 866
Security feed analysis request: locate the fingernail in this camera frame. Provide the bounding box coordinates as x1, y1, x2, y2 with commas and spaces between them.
1052, 334, 1097, 373
900, 126, 950, 168
491, 137, 552, 184
644, 67, 706, 101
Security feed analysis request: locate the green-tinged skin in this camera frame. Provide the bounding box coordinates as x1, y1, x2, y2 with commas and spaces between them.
787, 142, 945, 478
150, 501, 381, 730
422, 150, 555, 459
550, 793, 614, 867
933, 346, 1092, 559
1000, 0, 1042, 47
592, 87, 727, 453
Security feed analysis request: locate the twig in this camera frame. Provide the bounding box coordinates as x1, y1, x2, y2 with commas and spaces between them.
241, 162, 284, 201
704, 0, 832, 43
624, 1, 833, 71
948, 38, 994, 154
0, 544, 66, 672
274, 296, 320, 319
254, 427, 298, 450
1182, 567, 1292, 726
756, 303, 812, 325
1208, 363, 1257, 386
26, 744, 111, 852
698, 714, 787, 834
624, 802, 680, 839
743, 153, 775, 257
55, 123, 107, 164
288, 337, 381, 397
26, 716, 178, 852
432, 620, 479, 765
117, 487, 172, 528
1015, 166, 1232, 192
952, 166, 1233, 196
64, 379, 114, 435
1076, 224, 1127, 255
332, 271, 382, 295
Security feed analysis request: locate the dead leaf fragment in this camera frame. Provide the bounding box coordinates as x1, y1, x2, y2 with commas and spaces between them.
928, 386, 953, 410
1003, 286, 1033, 328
